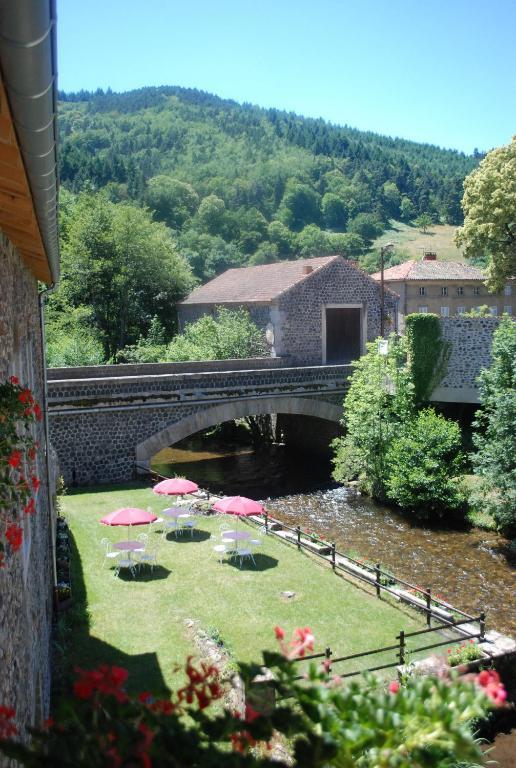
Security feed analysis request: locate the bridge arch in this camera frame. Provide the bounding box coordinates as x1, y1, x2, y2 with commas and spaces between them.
135, 396, 342, 467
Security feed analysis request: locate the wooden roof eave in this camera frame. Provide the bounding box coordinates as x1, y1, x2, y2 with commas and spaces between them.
0, 77, 51, 283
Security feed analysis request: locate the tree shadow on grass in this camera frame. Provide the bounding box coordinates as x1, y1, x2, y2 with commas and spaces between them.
53, 530, 170, 703
225, 553, 278, 572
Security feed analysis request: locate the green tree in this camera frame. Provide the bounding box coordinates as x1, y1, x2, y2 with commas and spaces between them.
471, 317, 516, 535
248, 241, 279, 265
382, 182, 401, 219
385, 408, 466, 521
197, 194, 227, 236
347, 213, 383, 243
400, 195, 416, 223
45, 306, 105, 367
455, 136, 516, 291
59, 192, 195, 358
332, 337, 414, 500
278, 180, 321, 231
166, 307, 267, 361
145, 176, 199, 230
267, 220, 295, 256
414, 213, 433, 233
321, 192, 347, 230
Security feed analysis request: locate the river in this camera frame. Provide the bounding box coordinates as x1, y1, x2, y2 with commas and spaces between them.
152, 436, 516, 637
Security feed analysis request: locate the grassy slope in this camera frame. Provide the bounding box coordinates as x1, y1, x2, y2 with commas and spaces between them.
372, 220, 465, 263
60, 483, 423, 695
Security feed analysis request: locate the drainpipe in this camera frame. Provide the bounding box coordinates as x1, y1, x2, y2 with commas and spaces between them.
38, 283, 58, 589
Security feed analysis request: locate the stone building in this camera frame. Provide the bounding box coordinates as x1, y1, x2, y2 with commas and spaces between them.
372, 255, 514, 329
178, 256, 398, 364
0, 0, 59, 752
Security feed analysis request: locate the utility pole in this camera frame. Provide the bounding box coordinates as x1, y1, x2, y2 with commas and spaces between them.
380, 243, 394, 337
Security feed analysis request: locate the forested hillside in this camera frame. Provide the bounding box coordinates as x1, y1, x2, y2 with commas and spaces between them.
50, 85, 480, 365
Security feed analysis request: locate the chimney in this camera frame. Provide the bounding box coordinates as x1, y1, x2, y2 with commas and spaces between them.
423, 252, 437, 261
302, 265, 313, 275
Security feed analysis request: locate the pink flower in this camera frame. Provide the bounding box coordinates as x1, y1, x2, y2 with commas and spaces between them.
476, 670, 507, 706
388, 681, 400, 694
274, 625, 285, 640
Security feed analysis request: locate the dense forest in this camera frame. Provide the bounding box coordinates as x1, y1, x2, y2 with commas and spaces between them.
50, 84, 480, 364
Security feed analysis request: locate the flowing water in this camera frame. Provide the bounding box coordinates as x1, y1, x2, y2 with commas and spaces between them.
152, 437, 516, 637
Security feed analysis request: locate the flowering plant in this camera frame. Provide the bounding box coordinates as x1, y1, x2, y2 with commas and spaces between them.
0, 377, 42, 566
447, 639, 485, 667
0, 626, 506, 767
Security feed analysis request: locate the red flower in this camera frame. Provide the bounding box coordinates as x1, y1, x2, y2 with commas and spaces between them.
18, 390, 32, 405
5, 524, 23, 552
9, 376, 19, 385
274, 625, 285, 640
0, 706, 18, 739
28, 446, 38, 461
7, 451, 22, 469
73, 666, 129, 702
31, 475, 40, 491
24, 498, 36, 515
388, 681, 400, 694
33, 404, 43, 421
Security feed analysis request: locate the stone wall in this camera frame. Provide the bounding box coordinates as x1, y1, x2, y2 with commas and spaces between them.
0, 233, 53, 747
431, 316, 505, 403
48, 364, 351, 485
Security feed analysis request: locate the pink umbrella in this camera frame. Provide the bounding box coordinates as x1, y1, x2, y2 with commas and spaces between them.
100, 508, 158, 527
212, 496, 264, 516
153, 478, 199, 495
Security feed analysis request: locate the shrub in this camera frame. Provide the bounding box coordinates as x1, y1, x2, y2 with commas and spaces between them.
471, 317, 516, 536
385, 408, 467, 521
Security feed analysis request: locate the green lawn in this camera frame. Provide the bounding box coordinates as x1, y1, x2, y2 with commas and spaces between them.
59, 483, 424, 696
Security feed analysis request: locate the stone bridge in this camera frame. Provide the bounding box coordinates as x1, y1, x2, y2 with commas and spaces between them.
48, 358, 351, 485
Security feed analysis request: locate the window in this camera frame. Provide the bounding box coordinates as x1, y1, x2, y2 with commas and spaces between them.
504, 306, 512, 315
489, 306, 498, 316
473, 286, 481, 296
418, 305, 428, 313
440, 307, 450, 317
457, 306, 466, 315
419, 286, 426, 296
441, 286, 448, 296
504, 285, 512, 296
456, 287, 464, 296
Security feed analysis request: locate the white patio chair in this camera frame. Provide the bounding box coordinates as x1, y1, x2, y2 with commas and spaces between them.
114, 556, 137, 578
182, 517, 199, 537
101, 538, 120, 569
135, 533, 148, 552
162, 518, 183, 537
135, 543, 160, 572
211, 534, 230, 563
236, 547, 256, 568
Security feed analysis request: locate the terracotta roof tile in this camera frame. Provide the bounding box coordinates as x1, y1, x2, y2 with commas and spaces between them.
371, 260, 486, 281
180, 256, 340, 304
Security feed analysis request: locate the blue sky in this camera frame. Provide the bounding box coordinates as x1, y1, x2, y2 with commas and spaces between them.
57, 0, 516, 154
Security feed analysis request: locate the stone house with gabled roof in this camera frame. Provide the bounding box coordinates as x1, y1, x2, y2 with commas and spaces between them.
372, 256, 514, 328
178, 256, 398, 365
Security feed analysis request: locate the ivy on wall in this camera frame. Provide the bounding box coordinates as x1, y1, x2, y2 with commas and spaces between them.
405, 314, 451, 402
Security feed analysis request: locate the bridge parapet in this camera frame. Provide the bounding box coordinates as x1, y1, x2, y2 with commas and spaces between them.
48, 364, 352, 412
47, 356, 289, 380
